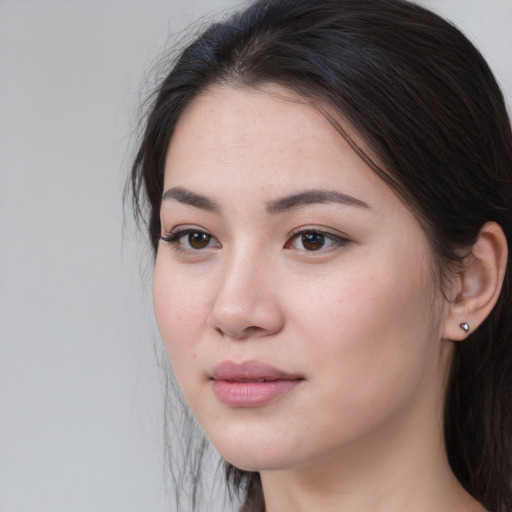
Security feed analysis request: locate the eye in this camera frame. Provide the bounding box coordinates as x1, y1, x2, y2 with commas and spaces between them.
159, 228, 220, 251
286, 230, 348, 252
183, 231, 215, 249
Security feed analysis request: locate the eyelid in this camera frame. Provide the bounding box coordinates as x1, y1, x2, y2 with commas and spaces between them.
286, 225, 349, 241
158, 224, 350, 253
160, 224, 211, 239
285, 226, 351, 251
159, 225, 221, 251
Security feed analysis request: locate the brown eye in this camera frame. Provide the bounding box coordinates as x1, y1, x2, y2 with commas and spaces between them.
286, 230, 349, 252
186, 231, 213, 249
159, 229, 220, 251
301, 232, 326, 251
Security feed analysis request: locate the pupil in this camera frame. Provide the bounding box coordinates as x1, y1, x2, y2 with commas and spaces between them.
302, 232, 324, 250
189, 232, 210, 249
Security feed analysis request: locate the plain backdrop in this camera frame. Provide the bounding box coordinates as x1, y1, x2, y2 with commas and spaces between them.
0, 1, 510, 511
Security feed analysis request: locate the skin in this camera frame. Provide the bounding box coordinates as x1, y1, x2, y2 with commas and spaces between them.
153, 85, 487, 511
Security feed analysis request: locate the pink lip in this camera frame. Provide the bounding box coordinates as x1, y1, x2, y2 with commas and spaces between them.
210, 361, 303, 408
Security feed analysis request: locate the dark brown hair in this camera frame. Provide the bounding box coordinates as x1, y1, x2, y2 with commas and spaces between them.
130, 1, 512, 510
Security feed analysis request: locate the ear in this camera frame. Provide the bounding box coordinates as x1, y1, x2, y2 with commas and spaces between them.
443, 222, 508, 341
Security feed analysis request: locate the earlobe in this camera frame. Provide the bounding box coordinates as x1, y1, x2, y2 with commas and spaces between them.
443, 222, 508, 341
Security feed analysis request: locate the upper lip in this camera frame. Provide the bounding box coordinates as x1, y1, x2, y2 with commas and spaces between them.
211, 360, 302, 382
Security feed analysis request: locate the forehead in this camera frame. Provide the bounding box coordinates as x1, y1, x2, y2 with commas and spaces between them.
167, 85, 339, 164
163, 85, 399, 213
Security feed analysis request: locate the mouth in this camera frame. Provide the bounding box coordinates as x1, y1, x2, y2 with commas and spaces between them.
210, 360, 304, 407
227, 377, 276, 383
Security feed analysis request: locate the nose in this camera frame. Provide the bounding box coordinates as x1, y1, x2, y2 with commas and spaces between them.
207, 249, 285, 340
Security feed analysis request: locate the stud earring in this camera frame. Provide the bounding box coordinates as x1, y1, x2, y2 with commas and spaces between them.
459, 322, 470, 333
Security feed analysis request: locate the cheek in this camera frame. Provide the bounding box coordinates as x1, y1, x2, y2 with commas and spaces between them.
290, 252, 439, 413
294, 254, 433, 340
153, 256, 210, 380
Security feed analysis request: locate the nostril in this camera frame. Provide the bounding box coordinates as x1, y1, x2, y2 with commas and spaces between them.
241, 326, 266, 338
214, 325, 266, 340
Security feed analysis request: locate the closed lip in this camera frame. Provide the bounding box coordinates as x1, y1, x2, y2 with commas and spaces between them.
210, 360, 303, 382
210, 360, 304, 407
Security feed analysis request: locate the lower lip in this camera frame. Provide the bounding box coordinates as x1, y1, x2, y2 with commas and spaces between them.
211, 379, 301, 407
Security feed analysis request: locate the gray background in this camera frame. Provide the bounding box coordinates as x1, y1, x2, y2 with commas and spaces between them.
0, 1, 510, 511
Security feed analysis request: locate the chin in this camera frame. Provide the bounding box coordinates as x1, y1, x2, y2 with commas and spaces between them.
222, 452, 289, 472
208, 431, 303, 473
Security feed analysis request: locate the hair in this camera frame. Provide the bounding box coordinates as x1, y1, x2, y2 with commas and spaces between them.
129, 0, 512, 510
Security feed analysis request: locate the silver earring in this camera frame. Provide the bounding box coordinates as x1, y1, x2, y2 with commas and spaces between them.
459, 322, 470, 333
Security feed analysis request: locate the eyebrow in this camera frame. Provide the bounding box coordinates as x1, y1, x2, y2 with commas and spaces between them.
266, 189, 370, 213
161, 186, 370, 215
161, 186, 220, 213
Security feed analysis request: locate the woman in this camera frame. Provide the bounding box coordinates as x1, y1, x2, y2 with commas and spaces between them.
130, 0, 512, 510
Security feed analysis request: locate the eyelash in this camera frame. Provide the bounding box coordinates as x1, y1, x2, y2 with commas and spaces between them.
285, 227, 350, 252
159, 227, 350, 253
159, 228, 220, 252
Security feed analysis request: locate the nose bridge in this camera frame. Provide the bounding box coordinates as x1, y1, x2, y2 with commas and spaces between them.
208, 242, 283, 339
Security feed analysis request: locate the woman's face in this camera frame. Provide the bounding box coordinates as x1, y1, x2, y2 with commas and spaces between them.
154, 85, 454, 472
